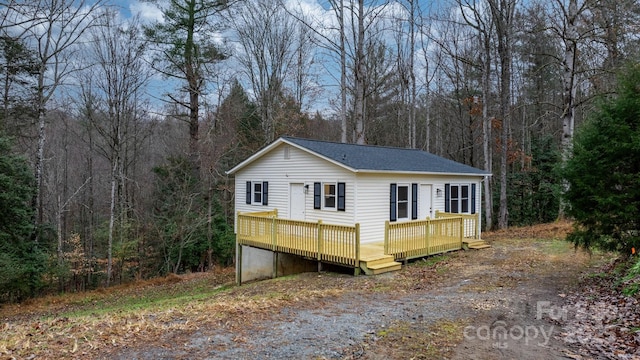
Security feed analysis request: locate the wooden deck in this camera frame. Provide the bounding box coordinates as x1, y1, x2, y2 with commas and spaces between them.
236, 212, 360, 268
385, 215, 466, 261
236, 210, 483, 281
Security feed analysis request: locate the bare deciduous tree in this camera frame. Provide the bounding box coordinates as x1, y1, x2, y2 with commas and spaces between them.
230, 0, 312, 143
487, 0, 516, 229
83, 10, 152, 285
6, 0, 104, 240
457, 0, 495, 229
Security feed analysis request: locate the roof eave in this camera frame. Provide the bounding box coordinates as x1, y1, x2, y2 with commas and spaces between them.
228, 136, 492, 178
354, 169, 491, 177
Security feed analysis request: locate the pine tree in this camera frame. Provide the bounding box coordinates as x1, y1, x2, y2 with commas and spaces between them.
0, 136, 44, 301
144, 0, 228, 178
563, 64, 640, 253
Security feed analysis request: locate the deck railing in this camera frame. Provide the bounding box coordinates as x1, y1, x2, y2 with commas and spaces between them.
385, 216, 464, 261
237, 211, 360, 267
435, 211, 480, 239
237, 210, 479, 268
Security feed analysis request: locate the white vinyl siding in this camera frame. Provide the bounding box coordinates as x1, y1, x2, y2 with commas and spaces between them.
353, 174, 483, 243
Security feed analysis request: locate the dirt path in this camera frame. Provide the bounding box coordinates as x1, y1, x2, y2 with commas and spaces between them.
110, 222, 604, 360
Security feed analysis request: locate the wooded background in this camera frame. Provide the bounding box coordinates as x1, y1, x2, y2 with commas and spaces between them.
1, 0, 638, 300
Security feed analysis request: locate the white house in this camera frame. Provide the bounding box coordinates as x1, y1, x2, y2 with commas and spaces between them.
227, 137, 490, 282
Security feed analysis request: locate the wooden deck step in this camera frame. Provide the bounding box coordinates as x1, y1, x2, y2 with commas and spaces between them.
469, 243, 491, 249
360, 254, 402, 275
463, 240, 491, 250
361, 254, 396, 267
365, 261, 402, 275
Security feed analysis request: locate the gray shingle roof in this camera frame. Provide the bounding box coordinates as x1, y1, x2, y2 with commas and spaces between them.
283, 137, 489, 175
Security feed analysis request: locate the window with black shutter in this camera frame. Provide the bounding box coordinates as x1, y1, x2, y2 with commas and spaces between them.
390, 184, 397, 221
247, 181, 268, 206
445, 183, 474, 214
262, 181, 268, 205
313, 182, 321, 209
411, 184, 418, 219
313, 182, 346, 211
471, 183, 476, 214
391, 183, 416, 221
337, 182, 345, 211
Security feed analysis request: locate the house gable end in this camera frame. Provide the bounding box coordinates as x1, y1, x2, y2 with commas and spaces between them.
227, 138, 357, 175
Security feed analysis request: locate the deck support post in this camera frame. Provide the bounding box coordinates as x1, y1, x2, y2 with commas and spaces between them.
354, 223, 361, 276
384, 221, 389, 255
317, 220, 324, 273
273, 251, 278, 279
236, 242, 242, 286
271, 216, 277, 251
425, 218, 430, 256
459, 218, 464, 249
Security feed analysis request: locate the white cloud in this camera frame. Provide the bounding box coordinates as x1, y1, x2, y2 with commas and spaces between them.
129, 1, 164, 23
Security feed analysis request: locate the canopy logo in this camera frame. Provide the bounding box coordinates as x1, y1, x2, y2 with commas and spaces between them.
463, 301, 568, 349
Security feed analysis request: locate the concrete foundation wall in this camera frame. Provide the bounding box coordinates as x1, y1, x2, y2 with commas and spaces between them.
276, 253, 317, 276
237, 245, 318, 284
238, 246, 273, 282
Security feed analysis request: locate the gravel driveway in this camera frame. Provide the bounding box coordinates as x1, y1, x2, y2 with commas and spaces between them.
114, 224, 601, 359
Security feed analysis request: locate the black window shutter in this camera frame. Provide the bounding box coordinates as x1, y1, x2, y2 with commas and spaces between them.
471, 183, 476, 214
246, 181, 251, 204
411, 183, 418, 220
444, 184, 450, 213
262, 181, 268, 205
313, 182, 321, 209
337, 182, 346, 211
390, 183, 397, 221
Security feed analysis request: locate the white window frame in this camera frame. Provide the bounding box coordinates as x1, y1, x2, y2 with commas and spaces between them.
396, 184, 410, 220
323, 182, 337, 210
252, 181, 263, 205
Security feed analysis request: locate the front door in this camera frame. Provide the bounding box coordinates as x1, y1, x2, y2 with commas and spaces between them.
289, 183, 305, 220
419, 184, 433, 219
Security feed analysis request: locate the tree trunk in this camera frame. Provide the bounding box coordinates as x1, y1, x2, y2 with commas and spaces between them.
408, 0, 416, 149
481, 29, 493, 230
339, 0, 347, 143
174, 239, 183, 274
354, 0, 366, 144
558, 0, 578, 219
87, 126, 95, 286
185, 0, 201, 178
32, 104, 46, 242
107, 154, 118, 287
489, 0, 515, 230
107, 106, 121, 287
57, 194, 63, 268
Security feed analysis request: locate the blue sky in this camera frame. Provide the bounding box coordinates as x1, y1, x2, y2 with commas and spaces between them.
103, 0, 440, 116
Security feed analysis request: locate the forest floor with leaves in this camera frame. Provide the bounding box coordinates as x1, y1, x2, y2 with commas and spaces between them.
1, 221, 639, 359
